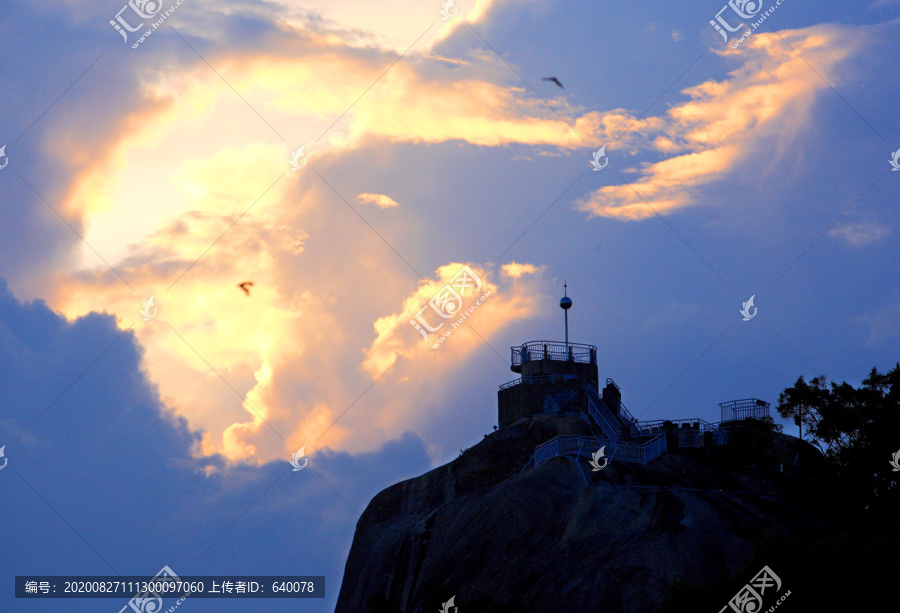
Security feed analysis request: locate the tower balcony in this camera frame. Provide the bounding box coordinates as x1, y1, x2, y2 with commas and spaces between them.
510, 341, 597, 373
498, 341, 600, 428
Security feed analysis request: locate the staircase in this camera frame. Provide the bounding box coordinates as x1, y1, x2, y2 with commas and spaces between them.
534, 433, 667, 466
583, 384, 623, 439
530, 384, 669, 466
532, 383, 734, 468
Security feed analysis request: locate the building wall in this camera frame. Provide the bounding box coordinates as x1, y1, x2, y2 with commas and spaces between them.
497, 360, 599, 428
520, 359, 599, 391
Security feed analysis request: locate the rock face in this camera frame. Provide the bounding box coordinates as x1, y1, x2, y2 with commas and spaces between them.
334, 414, 835, 613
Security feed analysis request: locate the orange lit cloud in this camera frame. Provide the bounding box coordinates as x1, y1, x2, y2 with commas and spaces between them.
502, 261, 543, 278
362, 262, 541, 379
41, 7, 604, 465
43, 10, 864, 468
356, 193, 400, 208
578, 27, 855, 220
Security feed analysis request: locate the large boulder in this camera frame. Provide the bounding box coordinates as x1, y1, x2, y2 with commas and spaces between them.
335, 414, 834, 613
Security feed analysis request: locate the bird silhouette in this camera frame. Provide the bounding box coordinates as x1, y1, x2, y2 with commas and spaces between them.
238, 281, 254, 296
542, 77, 563, 89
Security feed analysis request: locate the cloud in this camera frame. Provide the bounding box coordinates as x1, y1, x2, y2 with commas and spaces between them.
0, 276, 431, 612
577, 26, 856, 220
362, 262, 541, 378
866, 0, 900, 12
17, 6, 880, 470
502, 262, 543, 278
356, 192, 400, 208
29, 0, 615, 464
856, 300, 900, 345
828, 221, 890, 247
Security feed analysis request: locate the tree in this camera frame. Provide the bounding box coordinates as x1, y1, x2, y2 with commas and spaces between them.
662, 364, 900, 611
776, 363, 900, 515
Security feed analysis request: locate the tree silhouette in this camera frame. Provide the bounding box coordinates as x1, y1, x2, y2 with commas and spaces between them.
776, 363, 900, 515
660, 364, 900, 611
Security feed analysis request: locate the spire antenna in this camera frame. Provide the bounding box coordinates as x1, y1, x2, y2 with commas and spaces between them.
560, 280, 572, 348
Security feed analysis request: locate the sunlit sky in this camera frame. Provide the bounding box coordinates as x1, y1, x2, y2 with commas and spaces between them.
2, 0, 899, 610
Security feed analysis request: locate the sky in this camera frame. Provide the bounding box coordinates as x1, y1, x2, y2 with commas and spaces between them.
1, 0, 899, 611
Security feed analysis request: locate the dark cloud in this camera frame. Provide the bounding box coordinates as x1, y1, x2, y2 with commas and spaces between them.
0, 277, 432, 611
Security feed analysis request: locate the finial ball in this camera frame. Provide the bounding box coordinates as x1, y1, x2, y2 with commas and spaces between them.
560, 296, 572, 310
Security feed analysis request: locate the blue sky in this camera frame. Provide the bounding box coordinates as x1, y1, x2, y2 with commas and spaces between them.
1, 0, 899, 610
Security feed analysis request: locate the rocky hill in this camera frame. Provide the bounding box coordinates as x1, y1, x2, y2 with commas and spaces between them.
334, 413, 835, 613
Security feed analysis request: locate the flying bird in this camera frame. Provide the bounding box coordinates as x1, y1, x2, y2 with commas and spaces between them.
238, 281, 254, 296
542, 77, 563, 89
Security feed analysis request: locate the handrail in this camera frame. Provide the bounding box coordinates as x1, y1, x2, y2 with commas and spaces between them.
675, 428, 728, 447
636, 417, 716, 429
533, 433, 668, 466
511, 341, 597, 368
631, 417, 719, 436
719, 398, 770, 422
617, 398, 637, 424
644, 432, 667, 462
584, 384, 622, 438
498, 373, 580, 390
498, 378, 521, 390
628, 423, 729, 447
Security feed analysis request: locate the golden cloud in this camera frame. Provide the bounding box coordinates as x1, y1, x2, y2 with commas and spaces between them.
502, 262, 543, 278
356, 192, 399, 208
578, 27, 854, 220
44, 10, 866, 467
362, 262, 541, 379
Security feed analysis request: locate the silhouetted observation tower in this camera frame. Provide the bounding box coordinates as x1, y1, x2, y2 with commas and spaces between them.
498, 284, 627, 430
498, 285, 773, 468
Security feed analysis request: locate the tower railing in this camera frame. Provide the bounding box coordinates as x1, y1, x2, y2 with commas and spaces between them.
629, 418, 729, 447
499, 373, 580, 390
511, 341, 597, 370
719, 398, 770, 422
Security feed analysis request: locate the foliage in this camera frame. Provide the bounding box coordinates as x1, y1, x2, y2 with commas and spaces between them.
662, 365, 900, 609
776, 363, 900, 515
458, 444, 474, 458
